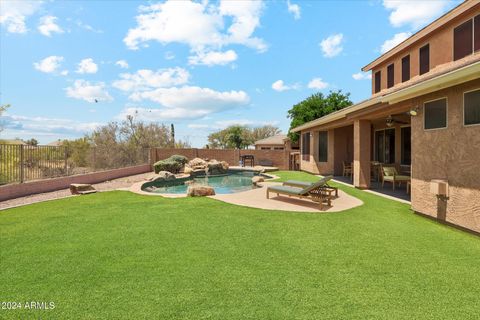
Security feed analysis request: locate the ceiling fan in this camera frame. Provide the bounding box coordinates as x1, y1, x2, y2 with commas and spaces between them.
386, 115, 409, 127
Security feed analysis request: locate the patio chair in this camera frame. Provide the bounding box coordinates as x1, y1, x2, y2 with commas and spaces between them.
381, 166, 410, 191
282, 176, 338, 197
343, 161, 352, 178
266, 176, 335, 209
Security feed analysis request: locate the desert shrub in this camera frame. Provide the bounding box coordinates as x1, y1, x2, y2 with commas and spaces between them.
153, 160, 182, 174
168, 155, 188, 165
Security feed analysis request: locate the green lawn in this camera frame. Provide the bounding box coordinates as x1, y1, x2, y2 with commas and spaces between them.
1, 171, 479, 319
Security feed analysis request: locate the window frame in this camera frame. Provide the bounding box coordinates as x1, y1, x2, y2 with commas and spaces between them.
463, 88, 480, 127
423, 97, 448, 131
419, 43, 430, 75
401, 55, 410, 83
302, 132, 311, 161
317, 131, 328, 163
453, 19, 474, 61
400, 125, 411, 166
387, 63, 395, 88
374, 70, 381, 93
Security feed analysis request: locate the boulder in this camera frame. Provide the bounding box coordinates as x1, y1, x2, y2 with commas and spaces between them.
220, 161, 229, 171
188, 158, 208, 170
70, 183, 97, 195
150, 171, 176, 182
207, 160, 228, 175
184, 166, 193, 175
251, 176, 265, 186
187, 185, 216, 197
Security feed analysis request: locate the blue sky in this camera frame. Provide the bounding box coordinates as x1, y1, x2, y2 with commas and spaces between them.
0, 0, 460, 146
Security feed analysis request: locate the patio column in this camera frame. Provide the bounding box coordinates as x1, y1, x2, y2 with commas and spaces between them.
353, 119, 371, 189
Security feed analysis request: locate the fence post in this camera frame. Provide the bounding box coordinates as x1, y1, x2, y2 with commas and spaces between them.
93, 147, 96, 171
19, 144, 24, 183
64, 146, 68, 175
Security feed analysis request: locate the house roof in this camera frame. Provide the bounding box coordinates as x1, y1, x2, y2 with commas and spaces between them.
254, 134, 287, 145
47, 140, 63, 146
0, 139, 26, 145
292, 57, 480, 132
362, 0, 477, 72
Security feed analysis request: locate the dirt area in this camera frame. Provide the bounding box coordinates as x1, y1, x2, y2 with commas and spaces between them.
0, 172, 155, 210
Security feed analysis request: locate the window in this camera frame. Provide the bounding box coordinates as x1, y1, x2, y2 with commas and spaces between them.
401, 127, 411, 165
274, 147, 284, 150
454, 19, 473, 61
387, 64, 394, 88
374, 71, 381, 93
302, 132, 310, 161
375, 129, 395, 164
402, 55, 410, 82
424, 98, 447, 130
464, 89, 480, 126
419, 44, 430, 75
318, 131, 328, 162
475, 15, 480, 52
260, 147, 271, 150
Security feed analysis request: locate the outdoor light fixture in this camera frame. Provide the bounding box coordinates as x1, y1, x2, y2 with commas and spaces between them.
386, 115, 394, 127
408, 106, 419, 116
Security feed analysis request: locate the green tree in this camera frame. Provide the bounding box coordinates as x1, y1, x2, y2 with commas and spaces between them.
208, 125, 254, 149
287, 90, 352, 142
250, 125, 281, 142
24, 138, 38, 146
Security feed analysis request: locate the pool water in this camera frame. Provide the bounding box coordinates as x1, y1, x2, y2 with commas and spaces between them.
147, 173, 259, 194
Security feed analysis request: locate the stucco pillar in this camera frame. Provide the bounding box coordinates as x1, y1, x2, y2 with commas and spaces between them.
354, 119, 371, 189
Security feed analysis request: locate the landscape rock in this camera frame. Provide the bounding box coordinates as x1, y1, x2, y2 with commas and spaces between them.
188, 158, 208, 170
251, 176, 265, 186
150, 171, 176, 182
187, 185, 216, 197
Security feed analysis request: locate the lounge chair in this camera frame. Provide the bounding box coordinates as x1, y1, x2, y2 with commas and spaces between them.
266, 176, 335, 209
283, 176, 338, 197
381, 166, 410, 191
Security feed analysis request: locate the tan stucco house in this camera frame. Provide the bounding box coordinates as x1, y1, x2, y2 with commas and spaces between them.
254, 134, 299, 150
292, 0, 480, 233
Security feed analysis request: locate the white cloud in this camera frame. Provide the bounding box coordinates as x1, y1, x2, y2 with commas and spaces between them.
188, 49, 238, 66
380, 32, 411, 53
123, 0, 266, 53
33, 55, 64, 73
112, 67, 190, 92
38, 15, 63, 36
2, 114, 102, 138
60, 70, 69, 76
165, 51, 175, 60
287, 0, 301, 20
320, 33, 343, 58
123, 86, 250, 120
352, 72, 372, 80
188, 119, 279, 131
76, 58, 98, 74
0, 0, 43, 33
75, 20, 103, 33
271, 80, 298, 92
115, 60, 129, 69
308, 78, 328, 90
65, 80, 113, 103
383, 0, 454, 29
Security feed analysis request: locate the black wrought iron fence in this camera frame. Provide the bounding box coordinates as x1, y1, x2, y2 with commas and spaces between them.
0, 144, 150, 185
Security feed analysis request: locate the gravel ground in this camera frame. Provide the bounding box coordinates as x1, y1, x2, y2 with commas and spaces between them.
0, 172, 155, 210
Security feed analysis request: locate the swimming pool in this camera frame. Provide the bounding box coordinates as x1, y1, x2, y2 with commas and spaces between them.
142, 171, 262, 195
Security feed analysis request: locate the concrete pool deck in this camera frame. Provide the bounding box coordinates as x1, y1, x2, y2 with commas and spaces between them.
212, 182, 363, 212
130, 179, 363, 213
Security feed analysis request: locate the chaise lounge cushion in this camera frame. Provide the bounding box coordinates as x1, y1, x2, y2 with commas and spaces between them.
267, 185, 304, 195
383, 175, 410, 182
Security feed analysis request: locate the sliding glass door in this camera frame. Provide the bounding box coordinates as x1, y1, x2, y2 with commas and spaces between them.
375, 128, 395, 164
